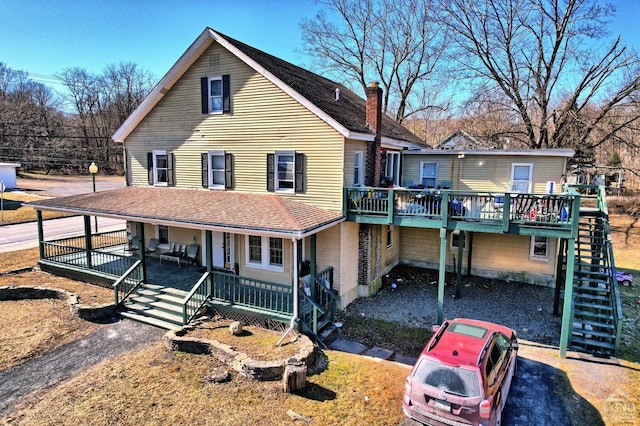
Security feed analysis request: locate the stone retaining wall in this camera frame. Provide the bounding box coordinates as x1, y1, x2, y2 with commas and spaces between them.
164, 324, 315, 382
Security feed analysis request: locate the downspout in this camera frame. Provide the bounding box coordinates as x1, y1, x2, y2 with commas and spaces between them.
278, 237, 299, 346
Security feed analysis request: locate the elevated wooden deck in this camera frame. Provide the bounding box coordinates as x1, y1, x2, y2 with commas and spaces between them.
344, 187, 580, 238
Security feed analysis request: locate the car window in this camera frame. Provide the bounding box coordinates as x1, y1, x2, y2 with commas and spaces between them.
413, 358, 481, 397
485, 334, 510, 385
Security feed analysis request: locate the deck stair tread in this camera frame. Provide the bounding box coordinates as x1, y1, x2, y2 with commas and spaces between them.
120, 310, 181, 330
571, 327, 616, 339
122, 300, 183, 324
573, 308, 614, 321
573, 319, 615, 330
570, 336, 616, 351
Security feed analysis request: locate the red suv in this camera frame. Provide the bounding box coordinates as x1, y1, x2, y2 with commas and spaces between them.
403, 318, 518, 426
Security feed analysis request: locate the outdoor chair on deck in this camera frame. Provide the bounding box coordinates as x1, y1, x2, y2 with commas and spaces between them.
124, 237, 139, 256
145, 238, 158, 257
182, 244, 199, 266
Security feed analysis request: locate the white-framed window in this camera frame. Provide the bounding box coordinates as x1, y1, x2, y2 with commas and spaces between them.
530, 236, 549, 260
511, 163, 533, 193
153, 150, 168, 186
276, 151, 295, 192
208, 150, 225, 188
386, 226, 393, 248
246, 235, 284, 271
209, 76, 223, 114
353, 150, 363, 186
450, 230, 467, 251
386, 151, 401, 186
420, 161, 438, 188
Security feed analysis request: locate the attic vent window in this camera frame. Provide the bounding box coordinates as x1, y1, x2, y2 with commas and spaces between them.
210, 54, 220, 67
335, 88, 340, 101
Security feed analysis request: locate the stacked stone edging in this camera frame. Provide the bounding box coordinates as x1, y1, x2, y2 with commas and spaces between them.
164, 324, 315, 381
0, 285, 115, 321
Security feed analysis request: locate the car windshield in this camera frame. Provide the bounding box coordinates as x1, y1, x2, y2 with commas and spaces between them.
413, 358, 481, 397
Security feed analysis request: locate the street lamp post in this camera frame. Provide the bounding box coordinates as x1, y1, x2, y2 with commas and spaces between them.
89, 162, 98, 233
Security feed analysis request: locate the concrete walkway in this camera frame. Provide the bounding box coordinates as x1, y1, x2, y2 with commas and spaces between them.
0, 319, 164, 417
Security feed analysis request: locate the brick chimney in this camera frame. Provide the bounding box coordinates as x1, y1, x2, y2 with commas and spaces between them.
365, 82, 382, 187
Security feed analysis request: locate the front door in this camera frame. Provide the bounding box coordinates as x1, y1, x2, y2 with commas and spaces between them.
211, 232, 235, 270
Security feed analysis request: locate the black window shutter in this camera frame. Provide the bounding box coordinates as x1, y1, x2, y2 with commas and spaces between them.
147, 152, 153, 185
266, 153, 275, 192
295, 152, 305, 193
222, 75, 230, 113
168, 153, 175, 186
225, 153, 234, 189
201, 77, 208, 114
201, 153, 208, 188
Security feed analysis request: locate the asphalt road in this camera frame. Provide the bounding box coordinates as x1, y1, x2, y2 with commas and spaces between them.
0, 216, 126, 253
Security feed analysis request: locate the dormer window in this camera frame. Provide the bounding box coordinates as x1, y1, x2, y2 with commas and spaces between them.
201, 75, 230, 114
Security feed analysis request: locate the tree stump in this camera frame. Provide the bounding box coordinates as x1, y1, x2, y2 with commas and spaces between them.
283, 363, 307, 393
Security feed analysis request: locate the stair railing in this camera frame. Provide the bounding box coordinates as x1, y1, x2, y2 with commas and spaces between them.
298, 287, 327, 335
113, 259, 144, 307
314, 267, 339, 323
606, 240, 623, 353
182, 271, 212, 325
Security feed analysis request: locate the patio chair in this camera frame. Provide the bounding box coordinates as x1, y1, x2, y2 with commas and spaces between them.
145, 238, 159, 256
183, 244, 199, 266
124, 236, 139, 255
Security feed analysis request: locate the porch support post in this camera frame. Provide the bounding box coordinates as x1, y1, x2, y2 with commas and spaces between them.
437, 228, 448, 323
83, 215, 92, 269
137, 222, 147, 282
310, 234, 317, 300
36, 210, 44, 259
553, 238, 566, 316
559, 237, 576, 358
206, 230, 213, 295
466, 231, 473, 277
455, 231, 464, 298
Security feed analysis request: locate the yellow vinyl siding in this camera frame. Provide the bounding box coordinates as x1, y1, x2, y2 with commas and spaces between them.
344, 140, 367, 187
237, 235, 293, 285
124, 42, 346, 211
402, 154, 566, 192
382, 225, 400, 272
399, 228, 557, 278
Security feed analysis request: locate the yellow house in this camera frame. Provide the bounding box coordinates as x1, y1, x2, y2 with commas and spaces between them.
29, 28, 621, 357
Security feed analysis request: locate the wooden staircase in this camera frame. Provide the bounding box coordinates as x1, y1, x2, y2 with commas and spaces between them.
569, 210, 620, 355
119, 283, 187, 329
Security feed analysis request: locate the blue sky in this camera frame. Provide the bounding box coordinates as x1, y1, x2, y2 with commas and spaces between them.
0, 0, 638, 92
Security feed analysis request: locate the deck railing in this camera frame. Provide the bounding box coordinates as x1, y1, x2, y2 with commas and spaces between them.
314, 267, 338, 323
42, 241, 137, 277
45, 229, 127, 251
210, 270, 293, 316
182, 271, 211, 324
113, 260, 144, 306
346, 187, 576, 227
298, 288, 326, 335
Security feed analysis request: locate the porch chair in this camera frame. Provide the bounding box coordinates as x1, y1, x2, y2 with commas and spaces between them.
145, 238, 159, 256
183, 244, 199, 266
124, 236, 139, 255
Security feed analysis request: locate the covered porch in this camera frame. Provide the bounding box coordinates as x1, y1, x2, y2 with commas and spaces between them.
28, 187, 344, 339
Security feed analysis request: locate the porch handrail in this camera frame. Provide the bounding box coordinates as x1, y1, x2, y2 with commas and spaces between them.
113, 259, 144, 306
182, 271, 211, 325
45, 229, 127, 250
298, 287, 327, 335
606, 240, 623, 354
314, 267, 339, 323
210, 270, 293, 316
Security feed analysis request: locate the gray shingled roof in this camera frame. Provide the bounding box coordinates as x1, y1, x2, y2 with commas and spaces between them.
218, 30, 424, 145
27, 187, 344, 237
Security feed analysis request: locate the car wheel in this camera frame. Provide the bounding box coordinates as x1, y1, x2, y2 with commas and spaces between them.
622, 280, 631, 287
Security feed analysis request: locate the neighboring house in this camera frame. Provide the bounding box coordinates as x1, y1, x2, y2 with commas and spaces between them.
28, 28, 621, 357
434, 129, 496, 150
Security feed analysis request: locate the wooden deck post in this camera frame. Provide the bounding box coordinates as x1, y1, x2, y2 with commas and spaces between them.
559, 237, 575, 358
137, 222, 146, 282
36, 210, 44, 259
310, 234, 317, 300
83, 215, 92, 269
206, 230, 213, 294
455, 231, 464, 298
437, 228, 448, 323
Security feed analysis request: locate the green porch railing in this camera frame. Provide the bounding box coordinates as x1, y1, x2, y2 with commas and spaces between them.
345, 187, 576, 228
113, 260, 144, 306
210, 270, 293, 316
45, 229, 127, 251
298, 288, 327, 335
42, 242, 138, 277
314, 267, 339, 323
182, 271, 211, 324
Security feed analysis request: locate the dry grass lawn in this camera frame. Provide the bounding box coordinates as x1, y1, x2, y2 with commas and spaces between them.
1, 344, 410, 426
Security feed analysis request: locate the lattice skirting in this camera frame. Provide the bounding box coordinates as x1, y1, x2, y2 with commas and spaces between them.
209, 305, 288, 332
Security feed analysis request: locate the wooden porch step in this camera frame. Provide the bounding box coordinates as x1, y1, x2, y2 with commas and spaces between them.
574, 293, 611, 303
573, 308, 614, 321
574, 301, 613, 312
128, 294, 183, 314
571, 327, 616, 340
120, 310, 181, 330
573, 319, 615, 331
134, 288, 185, 305
121, 300, 183, 327
570, 336, 616, 352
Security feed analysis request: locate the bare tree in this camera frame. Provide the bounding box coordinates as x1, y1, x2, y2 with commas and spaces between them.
300, 0, 450, 124
444, 0, 640, 155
